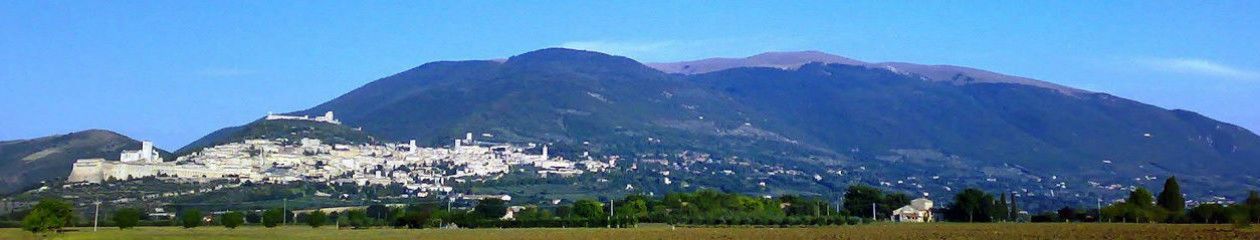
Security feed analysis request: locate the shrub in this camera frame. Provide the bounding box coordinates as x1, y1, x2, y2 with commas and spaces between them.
246, 212, 262, 224
112, 208, 142, 229
263, 208, 284, 228
21, 198, 74, 234
221, 212, 244, 229
1232, 212, 1253, 229
474, 199, 508, 219
307, 211, 327, 228
180, 209, 202, 229
347, 210, 369, 229
847, 216, 862, 225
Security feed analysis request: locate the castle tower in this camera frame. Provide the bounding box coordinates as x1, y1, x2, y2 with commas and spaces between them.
141, 141, 153, 158
142, 141, 158, 162
542, 145, 549, 159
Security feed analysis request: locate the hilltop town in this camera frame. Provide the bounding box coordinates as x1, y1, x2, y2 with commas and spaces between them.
64, 112, 616, 199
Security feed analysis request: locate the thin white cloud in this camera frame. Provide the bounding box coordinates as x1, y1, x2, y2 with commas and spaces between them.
1137, 57, 1258, 80
197, 67, 255, 77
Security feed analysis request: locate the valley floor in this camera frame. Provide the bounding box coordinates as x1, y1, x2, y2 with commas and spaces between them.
0, 223, 1256, 240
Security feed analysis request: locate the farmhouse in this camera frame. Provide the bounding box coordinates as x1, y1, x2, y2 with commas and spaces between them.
891, 198, 934, 222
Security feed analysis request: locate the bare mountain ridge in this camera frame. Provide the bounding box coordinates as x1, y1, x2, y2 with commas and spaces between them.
646, 51, 1085, 94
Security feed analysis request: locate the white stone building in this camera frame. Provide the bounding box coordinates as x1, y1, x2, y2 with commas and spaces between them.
891, 198, 934, 222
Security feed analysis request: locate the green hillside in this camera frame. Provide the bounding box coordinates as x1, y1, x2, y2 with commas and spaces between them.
0, 130, 169, 195
177, 119, 377, 155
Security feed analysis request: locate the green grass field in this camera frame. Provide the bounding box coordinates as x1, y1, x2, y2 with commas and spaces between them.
1, 223, 1256, 240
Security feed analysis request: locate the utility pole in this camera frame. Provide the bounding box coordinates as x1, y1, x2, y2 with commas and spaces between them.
607, 199, 614, 228
836, 196, 842, 216
1096, 198, 1102, 223
445, 197, 452, 228
871, 203, 876, 220
93, 200, 101, 232
283, 198, 287, 225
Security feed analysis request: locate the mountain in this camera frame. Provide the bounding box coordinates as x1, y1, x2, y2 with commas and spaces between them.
0, 130, 169, 195
177, 119, 377, 155
282, 48, 748, 153
182, 48, 1260, 205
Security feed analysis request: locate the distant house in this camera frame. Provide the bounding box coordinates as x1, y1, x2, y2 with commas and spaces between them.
500, 206, 525, 221
891, 198, 934, 222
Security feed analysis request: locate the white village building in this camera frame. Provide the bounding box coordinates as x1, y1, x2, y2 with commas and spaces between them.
891, 198, 934, 222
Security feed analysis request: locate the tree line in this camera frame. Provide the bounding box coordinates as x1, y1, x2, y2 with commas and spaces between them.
17, 177, 1260, 234
1097, 176, 1259, 227
18, 189, 869, 233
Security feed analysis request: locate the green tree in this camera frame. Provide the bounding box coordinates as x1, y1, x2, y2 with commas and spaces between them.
1246, 190, 1260, 223
884, 193, 911, 215
221, 211, 244, 229
346, 210, 369, 229
979, 192, 997, 222
245, 211, 262, 224
1156, 177, 1186, 219
1057, 207, 1077, 222
1128, 188, 1155, 209
180, 209, 202, 228
514, 206, 552, 221
573, 199, 605, 219
616, 197, 649, 219
994, 193, 1010, 221
398, 203, 437, 228
947, 188, 995, 222
1009, 194, 1020, 221
1126, 187, 1164, 222
21, 198, 74, 234
474, 198, 508, 219
112, 208, 142, 229
306, 211, 327, 228
365, 204, 390, 222
1102, 188, 1163, 223
842, 184, 884, 219
1188, 203, 1227, 223
1229, 205, 1253, 229
263, 208, 284, 228
1101, 202, 1124, 222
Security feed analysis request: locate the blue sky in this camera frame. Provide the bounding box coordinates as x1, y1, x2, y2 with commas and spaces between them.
2, 1, 1258, 149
